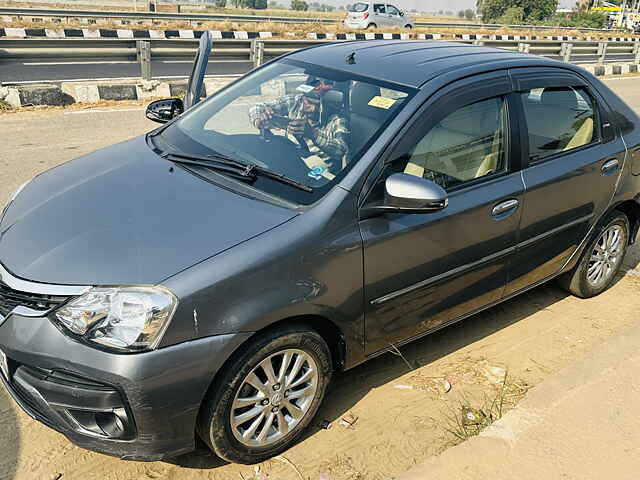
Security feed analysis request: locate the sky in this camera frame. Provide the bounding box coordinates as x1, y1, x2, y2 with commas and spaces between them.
317, 0, 579, 13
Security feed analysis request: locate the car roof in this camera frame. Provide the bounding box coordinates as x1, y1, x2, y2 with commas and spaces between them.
286, 40, 563, 89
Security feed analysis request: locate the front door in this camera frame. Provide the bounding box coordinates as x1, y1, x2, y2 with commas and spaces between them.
360, 72, 525, 355
505, 68, 626, 295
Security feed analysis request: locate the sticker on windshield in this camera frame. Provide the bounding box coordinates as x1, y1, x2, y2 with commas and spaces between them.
368, 96, 396, 110
297, 84, 315, 94
308, 166, 327, 180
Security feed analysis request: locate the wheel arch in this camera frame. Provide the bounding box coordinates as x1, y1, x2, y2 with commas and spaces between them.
613, 199, 640, 244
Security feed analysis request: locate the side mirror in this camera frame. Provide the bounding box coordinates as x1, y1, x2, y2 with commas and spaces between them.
361, 173, 448, 218
146, 98, 184, 124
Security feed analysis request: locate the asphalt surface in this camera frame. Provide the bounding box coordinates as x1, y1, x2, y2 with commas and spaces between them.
1, 54, 637, 84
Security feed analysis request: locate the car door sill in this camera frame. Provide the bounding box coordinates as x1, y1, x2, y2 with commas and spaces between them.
365, 270, 564, 361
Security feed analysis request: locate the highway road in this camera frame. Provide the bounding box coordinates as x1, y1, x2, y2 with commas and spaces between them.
1, 54, 636, 84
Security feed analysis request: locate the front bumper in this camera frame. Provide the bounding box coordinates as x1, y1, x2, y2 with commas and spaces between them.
0, 312, 252, 461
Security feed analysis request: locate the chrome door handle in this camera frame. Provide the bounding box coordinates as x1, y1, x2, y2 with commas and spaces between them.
602, 158, 619, 175
492, 199, 519, 217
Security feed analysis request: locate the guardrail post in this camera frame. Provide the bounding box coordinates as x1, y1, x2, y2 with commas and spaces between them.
137, 40, 152, 81
561, 42, 573, 63
634, 42, 640, 64
518, 42, 530, 53
597, 42, 608, 65
252, 40, 264, 68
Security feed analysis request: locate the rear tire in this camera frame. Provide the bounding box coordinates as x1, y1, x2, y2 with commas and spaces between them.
196, 326, 332, 464
367, 23, 377, 29
557, 211, 629, 298
405, 24, 413, 29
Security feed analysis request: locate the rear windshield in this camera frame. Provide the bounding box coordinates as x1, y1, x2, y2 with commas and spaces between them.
349, 3, 369, 12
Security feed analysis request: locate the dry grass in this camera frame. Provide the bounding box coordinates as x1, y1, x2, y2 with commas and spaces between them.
443, 372, 530, 443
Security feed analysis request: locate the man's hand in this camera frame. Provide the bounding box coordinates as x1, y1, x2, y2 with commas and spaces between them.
255, 107, 274, 128
287, 119, 306, 136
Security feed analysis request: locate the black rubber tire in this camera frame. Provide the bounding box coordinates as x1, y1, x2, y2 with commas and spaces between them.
196, 326, 332, 464
405, 24, 413, 29
557, 211, 629, 299
367, 23, 377, 29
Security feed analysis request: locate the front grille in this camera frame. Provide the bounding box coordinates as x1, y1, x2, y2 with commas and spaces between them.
0, 281, 68, 317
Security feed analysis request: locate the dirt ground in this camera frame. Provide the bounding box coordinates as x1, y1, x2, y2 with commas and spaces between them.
2, 81, 640, 480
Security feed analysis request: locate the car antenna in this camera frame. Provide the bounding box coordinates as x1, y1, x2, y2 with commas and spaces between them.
345, 51, 356, 65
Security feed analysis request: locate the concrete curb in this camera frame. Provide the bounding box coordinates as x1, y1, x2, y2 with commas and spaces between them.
0, 26, 639, 42
0, 76, 238, 107
579, 62, 640, 76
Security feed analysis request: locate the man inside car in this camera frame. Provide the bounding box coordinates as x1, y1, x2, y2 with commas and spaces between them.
248, 78, 350, 170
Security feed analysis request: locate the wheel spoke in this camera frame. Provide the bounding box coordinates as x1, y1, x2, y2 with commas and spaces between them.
286, 384, 314, 401
232, 405, 265, 427
286, 353, 306, 388
257, 412, 275, 442
233, 395, 263, 409
284, 400, 304, 420
278, 351, 292, 384
276, 410, 289, 435
289, 367, 314, 389
245, 372, 269, 396
260, 358, 278, 387
242, 411, 266, 439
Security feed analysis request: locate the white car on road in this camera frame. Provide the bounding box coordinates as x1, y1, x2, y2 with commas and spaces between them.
344, 2, 416, 29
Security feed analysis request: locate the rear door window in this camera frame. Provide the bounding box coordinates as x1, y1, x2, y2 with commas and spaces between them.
520, 86, 599, 162
373, 4, 386, 14
386, 4, 400, 16
349, 2, 369, 12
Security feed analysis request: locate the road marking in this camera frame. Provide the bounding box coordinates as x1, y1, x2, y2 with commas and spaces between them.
64, 108, 145, 115
23, 61, 138, 66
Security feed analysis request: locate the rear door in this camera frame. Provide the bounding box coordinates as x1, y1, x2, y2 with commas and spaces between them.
505, 68, 626, 295
359, 71, 525, 355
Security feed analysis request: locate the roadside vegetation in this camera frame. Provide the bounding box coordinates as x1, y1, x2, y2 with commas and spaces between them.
479, 0, 610, 29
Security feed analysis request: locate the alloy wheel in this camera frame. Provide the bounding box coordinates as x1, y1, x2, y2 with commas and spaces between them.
587, 224, 624, 287
230, 349, 319, 447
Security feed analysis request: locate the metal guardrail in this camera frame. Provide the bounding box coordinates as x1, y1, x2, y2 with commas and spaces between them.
0, 6, 628, 34
1, 38, 639, 81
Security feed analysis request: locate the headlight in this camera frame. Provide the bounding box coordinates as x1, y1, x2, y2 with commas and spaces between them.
55, 286, 178, 352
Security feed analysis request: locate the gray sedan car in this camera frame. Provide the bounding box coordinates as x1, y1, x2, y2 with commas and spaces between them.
1, 35, 639, 464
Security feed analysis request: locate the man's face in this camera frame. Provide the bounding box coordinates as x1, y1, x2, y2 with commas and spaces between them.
302, 96, 321, 114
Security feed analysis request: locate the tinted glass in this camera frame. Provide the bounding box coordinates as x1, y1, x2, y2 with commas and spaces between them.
521, 86, 598, 162
161, 60, 414, 205
373, 3, 386, 13
396, 97, 508, 190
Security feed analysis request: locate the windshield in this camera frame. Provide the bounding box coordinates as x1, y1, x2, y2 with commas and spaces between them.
349, 3, 369, 12
161, 59, 415, 205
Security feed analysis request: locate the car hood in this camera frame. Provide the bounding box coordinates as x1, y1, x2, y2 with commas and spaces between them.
0, 136, 297, 286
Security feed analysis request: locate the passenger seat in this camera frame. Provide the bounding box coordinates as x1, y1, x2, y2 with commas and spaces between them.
349, 83, 388, 155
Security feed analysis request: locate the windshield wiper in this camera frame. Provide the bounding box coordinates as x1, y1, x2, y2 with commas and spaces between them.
162, 152, 313, 193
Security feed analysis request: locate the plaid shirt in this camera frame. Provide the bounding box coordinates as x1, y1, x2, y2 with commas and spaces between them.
249, 94, 349, 161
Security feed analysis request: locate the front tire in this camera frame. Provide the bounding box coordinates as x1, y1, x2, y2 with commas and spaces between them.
196, 327, 332, 464
557, 211, 629, 298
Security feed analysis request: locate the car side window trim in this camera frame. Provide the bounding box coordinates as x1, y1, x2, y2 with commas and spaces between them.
357, 71, 514, 206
